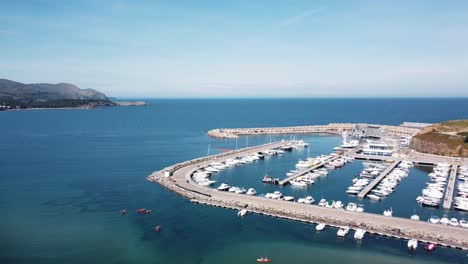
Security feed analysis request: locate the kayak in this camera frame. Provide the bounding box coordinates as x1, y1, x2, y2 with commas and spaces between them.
425, 243, 436, 251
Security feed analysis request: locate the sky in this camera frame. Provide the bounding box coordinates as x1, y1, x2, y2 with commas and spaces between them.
1, 0, 468, 98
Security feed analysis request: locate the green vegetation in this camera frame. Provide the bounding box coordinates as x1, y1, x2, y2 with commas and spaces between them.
410, 119, 468, 157
0, 99, 115, 109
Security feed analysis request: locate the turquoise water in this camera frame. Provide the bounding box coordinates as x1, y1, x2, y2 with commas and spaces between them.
1, 99, 468, 264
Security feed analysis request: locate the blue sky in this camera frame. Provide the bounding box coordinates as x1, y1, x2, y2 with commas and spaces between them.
1, 0, 468, 97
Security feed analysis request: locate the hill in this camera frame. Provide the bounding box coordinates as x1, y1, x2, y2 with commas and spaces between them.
410, 120, 468, 157
0, 78, 115, 109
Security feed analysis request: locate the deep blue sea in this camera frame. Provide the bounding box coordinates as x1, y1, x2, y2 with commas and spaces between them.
1, 99, 468, 264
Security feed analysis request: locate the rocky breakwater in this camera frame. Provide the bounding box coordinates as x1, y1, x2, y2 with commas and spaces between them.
410, 120, 468, 158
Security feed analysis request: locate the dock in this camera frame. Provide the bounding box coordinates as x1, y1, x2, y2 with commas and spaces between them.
357, 160, 401, 198
278, 155, 341, 186
148, 142, 468, 251
443, 165, 459, 210
208, 123, 420, 139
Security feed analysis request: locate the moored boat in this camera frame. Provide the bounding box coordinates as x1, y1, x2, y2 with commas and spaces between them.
407, 239, 418, 250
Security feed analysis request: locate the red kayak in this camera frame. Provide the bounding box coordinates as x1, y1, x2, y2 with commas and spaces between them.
257, 257, 272, 263
425, 243, 436, 251
136, 208, 152, 214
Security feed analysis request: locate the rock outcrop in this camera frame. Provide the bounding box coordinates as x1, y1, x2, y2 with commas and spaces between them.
410, 120, 468, 157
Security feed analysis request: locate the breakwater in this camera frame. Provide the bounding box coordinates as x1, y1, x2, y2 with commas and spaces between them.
208, 123, 420, 138
148, 141, 468, 250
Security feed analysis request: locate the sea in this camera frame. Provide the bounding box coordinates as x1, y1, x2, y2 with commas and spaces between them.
1, 98, 468, 264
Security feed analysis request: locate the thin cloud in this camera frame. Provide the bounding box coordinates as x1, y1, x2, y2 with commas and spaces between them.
279, 7, 325, 27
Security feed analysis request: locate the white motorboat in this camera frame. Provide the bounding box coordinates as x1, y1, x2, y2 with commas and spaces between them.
290, 180, 307, 187
228, 187, 238, 193
318, 199, 327, 207
237, 209, 247, 217
235, 188, 247, 194
326, 200, 336, 208
316, 223, 326, 231
410, 214, 420, 221
270, 191, 283, 199
198, 180, 216, 186
246, 188, 256, 196
450, 218, 459, 226
356, 204, 364, 213
459, 219, 468, 228
346, 203, 357, 212
217, 183, 230, 191
383, 208, 393, 217
284, 196, 295, 201
407, 239, 418, 250
305, 196, 315, 204
440, 216, 450, 225
334, 201, 344, 209
367, 194, 381, 201
354, 229, 366, 240
429, 216, 440, 224
346, 189, 360, 194
337, 227, 350, 237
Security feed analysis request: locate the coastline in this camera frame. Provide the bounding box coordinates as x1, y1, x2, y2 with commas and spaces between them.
0, 102, 148, 112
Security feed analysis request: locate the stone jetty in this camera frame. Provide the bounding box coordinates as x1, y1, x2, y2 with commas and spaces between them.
148, 141, 468, 251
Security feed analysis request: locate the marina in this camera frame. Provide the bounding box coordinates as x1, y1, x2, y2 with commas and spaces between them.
149, 127, 468, 251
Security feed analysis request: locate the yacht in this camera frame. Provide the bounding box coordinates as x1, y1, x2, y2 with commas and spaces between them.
346, 189, 360, 194
246, 188, 257, 196
346, 203, 357, 212
316, 223, 326, 231
383, 208, 393, 217
354, 229, 366, 240
407, 239, 418, 250
228, 186, 238, 193
217, 183, 230, 191
337, 227, 350, 237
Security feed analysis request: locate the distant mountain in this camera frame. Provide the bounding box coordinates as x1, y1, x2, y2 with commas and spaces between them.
0, 78, 108, 101
0, 78, 115, 110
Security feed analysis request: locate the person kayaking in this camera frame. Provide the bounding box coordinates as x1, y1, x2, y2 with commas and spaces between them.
153, 225, 161, 232
120, 209, 126, 215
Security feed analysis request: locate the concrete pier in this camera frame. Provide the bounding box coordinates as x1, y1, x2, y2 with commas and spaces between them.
148, 142, 468, 250
278, 155, 341, 186
208, 123, 420, 139
443, 165, 459, 210
358, 160, 401, 198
